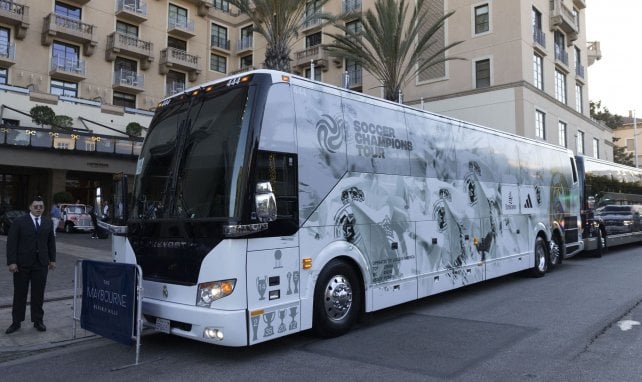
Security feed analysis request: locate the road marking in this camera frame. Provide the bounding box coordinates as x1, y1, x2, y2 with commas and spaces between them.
617, 320, 640, 331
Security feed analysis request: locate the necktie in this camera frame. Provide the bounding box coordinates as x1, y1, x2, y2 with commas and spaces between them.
35, 217, 40, 230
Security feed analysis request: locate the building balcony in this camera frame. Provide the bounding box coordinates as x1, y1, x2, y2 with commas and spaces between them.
302, 15, 323, 32
293, 46, 329, 71
167, 18, 196, 39
42, 13, 98, 56
159, 47, 200, 82
236, 37, 253, 55
0, 43, 16, 68
574, 0, 586, 10
0, 0, 29, 40
49, 56, 86, 82
587, 41, 601, 66
211, 36, 230, 53
165, 81, 185, 97
113, 70, 144, 93
106, 32, 154, 70
549, 0, 578, 44
342, 0, 362, 16
184, 0, 211, 17
116, 0, 148, 24
229, 66, 256, 76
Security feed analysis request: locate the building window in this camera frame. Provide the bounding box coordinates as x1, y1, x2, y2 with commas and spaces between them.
239, 25, 253, 50
50, 79, 78, 97
305, 67, 321, 81
555, 69, 566, 104
592, 138, 599, 159
211, 23, 229, 50
55, 1, 81, 19
575, 84, 583, 113
558, 121, 567, 148
240, 54, 253, 68
113, 91, 136, 108
168, 4, 188, 27
554, 31, 567, 65
168, 36, 187, 51
532, 7, 543, 45
627, 139, 634, 151
306, 32, 321, 48
116, 21, 138, 37
345, 59, 362, 88
213, 0, 229, 12
346, 19, 362, 34
210, 53, 226, 73
577, 130, 585, 154
475, 59, 490, 88
0, 68, 6, 85
52, 41, 81, 71
535, 110, 545, 140
533, 53, 543, 90
474, 4, 490, 34
166, 70, 186, 96
574, 46, 584, 78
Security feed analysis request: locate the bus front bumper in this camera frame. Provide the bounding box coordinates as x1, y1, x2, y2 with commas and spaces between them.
142, 298, 248, 347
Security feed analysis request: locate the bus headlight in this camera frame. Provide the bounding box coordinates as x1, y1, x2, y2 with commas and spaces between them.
197, 279, 236, 307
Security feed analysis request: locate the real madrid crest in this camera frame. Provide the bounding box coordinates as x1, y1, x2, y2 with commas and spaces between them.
162, 285, 169, 299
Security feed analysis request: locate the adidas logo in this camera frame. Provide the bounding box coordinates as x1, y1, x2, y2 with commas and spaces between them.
524, 194, 533, 209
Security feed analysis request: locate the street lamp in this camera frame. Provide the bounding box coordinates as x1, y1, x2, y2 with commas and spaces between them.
631, 110, 639, 168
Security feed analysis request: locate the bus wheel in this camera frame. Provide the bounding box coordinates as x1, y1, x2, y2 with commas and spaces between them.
530, 237, 548, 278
313, 260, 361, 338
548, 234, 563, 270
593, 229, 604, 258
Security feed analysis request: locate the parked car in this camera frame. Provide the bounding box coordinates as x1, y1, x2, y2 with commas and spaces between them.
0, 209, 28, 235
58, 203, 94, 233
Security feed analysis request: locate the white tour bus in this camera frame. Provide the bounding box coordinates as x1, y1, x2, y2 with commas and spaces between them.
110, 70, 583, 346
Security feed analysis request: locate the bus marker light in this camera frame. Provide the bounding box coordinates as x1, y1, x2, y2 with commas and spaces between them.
302, 258, 312, 269
282, 75, 290, 82
250, 309, 264, 317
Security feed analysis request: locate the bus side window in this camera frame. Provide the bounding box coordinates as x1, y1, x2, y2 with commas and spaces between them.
255, 150, 298, 221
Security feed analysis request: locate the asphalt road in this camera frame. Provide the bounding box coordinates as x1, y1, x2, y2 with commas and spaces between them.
0, 243, 640, 381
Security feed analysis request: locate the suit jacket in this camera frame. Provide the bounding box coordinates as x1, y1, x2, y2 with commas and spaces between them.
6, 213, 56, 267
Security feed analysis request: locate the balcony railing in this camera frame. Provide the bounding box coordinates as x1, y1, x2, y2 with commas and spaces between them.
165, 82, 185, 97
576, 63, 585, 79
342, 0, 362, 15
533, 29, 546, 49
113, 69, 144, 93
0, 42, 16, 67
116, 0, 148, 23
105, 31, 154, 69
237, 36, 253, 52
554, 46, 568, 67
50, 56, 86, 81
42, 13, 97, 55
211, 36, 230, 51
160, 48, 200, 81
0, 0, 29, 39
294, 45, 328, 70
302, 15, 322, 30
0, 124, 143, 157
168, 18, 196, 39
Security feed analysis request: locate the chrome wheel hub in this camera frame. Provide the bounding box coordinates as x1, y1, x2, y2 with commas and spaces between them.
323, 275, 353, 321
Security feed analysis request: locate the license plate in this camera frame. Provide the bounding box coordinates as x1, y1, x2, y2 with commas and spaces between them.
155, 318, 170, 334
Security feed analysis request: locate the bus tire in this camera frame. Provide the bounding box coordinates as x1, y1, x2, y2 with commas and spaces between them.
530, 237, 548, 278
313, 259, 361, 338
548, 233, 564, 270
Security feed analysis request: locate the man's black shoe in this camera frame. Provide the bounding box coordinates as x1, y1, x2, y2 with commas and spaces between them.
5, 322, 20, 334
34, 322, 46, 332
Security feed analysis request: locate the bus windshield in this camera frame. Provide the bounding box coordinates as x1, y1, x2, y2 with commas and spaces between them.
133, 85, 252, 220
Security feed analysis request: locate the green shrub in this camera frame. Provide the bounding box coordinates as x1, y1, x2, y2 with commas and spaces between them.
30, 105, 55, 127
126, 122, 143, 137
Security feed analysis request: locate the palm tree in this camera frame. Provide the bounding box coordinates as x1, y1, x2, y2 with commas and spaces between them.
228, 0, 332, 72
324, 0, 463, 101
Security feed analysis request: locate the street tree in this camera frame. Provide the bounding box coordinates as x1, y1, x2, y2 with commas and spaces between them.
228, 0, 332, 72
324, 0, 462, 101
590, 100, 635, 167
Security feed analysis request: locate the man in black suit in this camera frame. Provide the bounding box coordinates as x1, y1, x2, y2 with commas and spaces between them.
5, 196, 56, 334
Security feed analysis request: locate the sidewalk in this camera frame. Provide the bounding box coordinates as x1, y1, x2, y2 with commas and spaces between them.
0, 234, 113, 353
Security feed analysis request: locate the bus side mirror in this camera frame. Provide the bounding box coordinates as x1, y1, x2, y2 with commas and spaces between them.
255, 182, 277, 223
